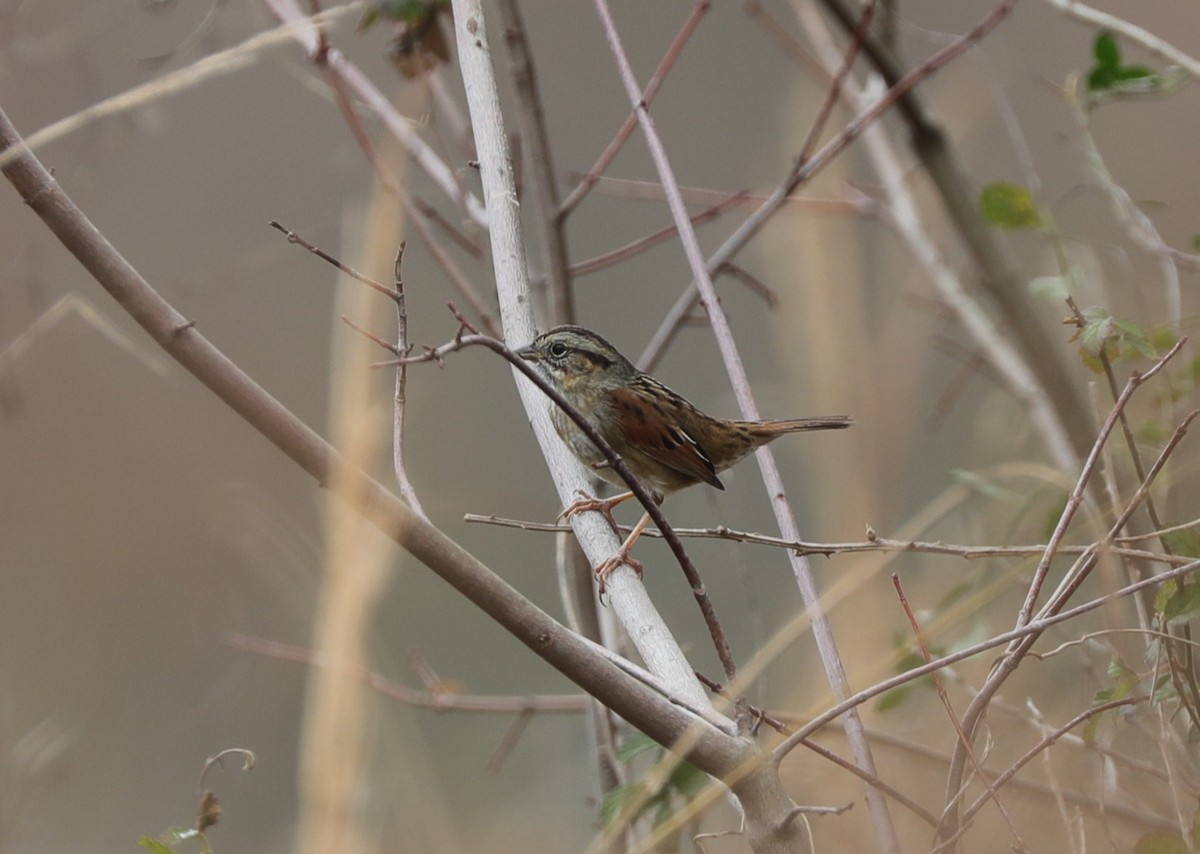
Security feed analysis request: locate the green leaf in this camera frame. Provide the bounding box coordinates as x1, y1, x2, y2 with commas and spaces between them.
1114, 318, 1156, 358
1087, 32, 1166, 95
876, 684, 913, 712
1154, 582, 1177, 619
1150, 326, 1179, 353
1153, 673, 1177, 703
1116, 65, 1155, 81
615, 733, 659, 763
1029, 274, 1071, 302
1161, 584, 1200, 625
1094, 32, 1121, 71
1163, 529, 1200, 559
600, 781, 646, 826
1134, 830, 1190, 854
1106, 657, 1136, 682
668, 760, 707, 798
1088, 67, 1117, 92
137, 839, 178, 854
1077, 307, 1115, 356
980, 182, 1043, 229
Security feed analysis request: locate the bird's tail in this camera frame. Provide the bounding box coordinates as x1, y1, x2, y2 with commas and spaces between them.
738, 415, 854, 437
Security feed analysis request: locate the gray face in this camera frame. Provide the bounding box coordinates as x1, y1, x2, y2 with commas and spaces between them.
518, 326, 635, 397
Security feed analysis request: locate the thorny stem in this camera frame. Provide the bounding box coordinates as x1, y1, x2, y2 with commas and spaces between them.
268, 222, 427, 515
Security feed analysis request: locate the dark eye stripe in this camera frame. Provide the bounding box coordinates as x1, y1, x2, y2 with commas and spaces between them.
583, 350, 613, 369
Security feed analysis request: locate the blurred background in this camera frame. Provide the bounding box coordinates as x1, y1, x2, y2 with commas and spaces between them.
1, 1, 1199, 851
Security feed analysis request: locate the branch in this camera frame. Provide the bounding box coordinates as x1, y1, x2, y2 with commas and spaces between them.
558, 1, 712, 217
229, 633, 589, 714
818, 0, 1097, 462
464, 513, 1197, 566
0, 99, 748, 779
262, 0, 488, 227
592, 2, 899, 848
771, 555, 1200, 763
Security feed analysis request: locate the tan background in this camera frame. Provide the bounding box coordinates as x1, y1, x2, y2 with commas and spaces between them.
2, 1, 1199, 850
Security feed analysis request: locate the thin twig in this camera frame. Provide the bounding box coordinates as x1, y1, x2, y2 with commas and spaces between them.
389, 243, 427, 518
569, 192, 748, 277
269, 221, 399, 300
263, 0, 488, 227
581, 175, 867, 217
463, 513, 1195, 566
1019, 338, 1184, 631
795, 0, 877, 166
772, 556, 1200, 764
558, 1, 713, 217
230, 633, 588, 713
892, 575, 1027, 851
945, 696, 1149, 851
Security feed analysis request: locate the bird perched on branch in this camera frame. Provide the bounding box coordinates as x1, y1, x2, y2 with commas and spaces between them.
518, 325, 851, 583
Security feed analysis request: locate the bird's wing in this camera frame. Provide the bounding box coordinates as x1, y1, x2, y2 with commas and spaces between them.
609, 383, 724, 490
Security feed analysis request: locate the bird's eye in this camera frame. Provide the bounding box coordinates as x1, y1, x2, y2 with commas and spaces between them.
548, 341, 568, 359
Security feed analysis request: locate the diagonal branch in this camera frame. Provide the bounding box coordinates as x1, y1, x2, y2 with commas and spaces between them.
0, 99, 751, 777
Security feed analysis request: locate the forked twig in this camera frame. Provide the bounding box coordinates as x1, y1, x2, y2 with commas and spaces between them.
269, 221, 427, 516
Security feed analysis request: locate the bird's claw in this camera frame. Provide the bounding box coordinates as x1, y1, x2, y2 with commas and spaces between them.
558, 491, 621, 531
593, 551, 644, 597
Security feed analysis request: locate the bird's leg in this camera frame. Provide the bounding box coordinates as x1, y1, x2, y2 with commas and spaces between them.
594, 511, 652, 588
558, 489, 634, 532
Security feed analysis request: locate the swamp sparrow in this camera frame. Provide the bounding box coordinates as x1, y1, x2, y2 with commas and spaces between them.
517, 325, 851, 582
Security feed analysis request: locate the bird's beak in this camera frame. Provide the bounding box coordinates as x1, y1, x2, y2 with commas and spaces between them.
515, 344, 541, 362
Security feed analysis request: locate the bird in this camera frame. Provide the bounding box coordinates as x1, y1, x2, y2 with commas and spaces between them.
516, 325, 852, 583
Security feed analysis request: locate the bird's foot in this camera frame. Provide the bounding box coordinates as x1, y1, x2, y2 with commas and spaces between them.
594, 550, 644, 596
557, 490, 631, 532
